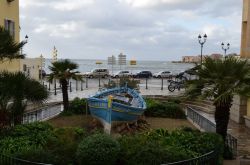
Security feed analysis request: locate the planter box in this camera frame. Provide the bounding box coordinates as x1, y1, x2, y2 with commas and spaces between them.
244, 116, 250, 128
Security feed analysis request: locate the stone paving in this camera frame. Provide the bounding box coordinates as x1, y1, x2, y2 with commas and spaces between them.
47, 86, 184, 103
227, 120, 250, 157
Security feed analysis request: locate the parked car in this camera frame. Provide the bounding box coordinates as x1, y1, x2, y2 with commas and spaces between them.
85, 68, 109, 78
111, 70, 131, 78
153, 71, 172, 78
133, 71, 152, 78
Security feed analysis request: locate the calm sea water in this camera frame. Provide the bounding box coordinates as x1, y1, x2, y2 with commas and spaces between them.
44, 59, 194, 75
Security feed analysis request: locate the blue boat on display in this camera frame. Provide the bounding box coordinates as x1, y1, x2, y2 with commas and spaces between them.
87, 86, 146, 133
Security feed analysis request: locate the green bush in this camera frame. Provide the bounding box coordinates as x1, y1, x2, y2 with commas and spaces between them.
76, 133, 120, 165
145, 99, 186, 119
130, 142, 167, 165
0, 122, 55, 155
118, 133, 194, 165
69, 97, 87, 114
44, 127, 86, 165
0, 137, 38, 155
167, 98, 182, 104
14, 148, 54, 164
9, 122, 53, 138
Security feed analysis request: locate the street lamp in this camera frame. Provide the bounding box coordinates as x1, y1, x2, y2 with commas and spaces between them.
221, 42, 230, 57
198, 34, 207, 64
40, 54, 45, 82
24, 35, 28, 43
21, 35, 28, 55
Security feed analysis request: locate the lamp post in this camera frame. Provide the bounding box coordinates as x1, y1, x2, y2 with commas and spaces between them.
198, 34, 207, 64
21, 35, 28, 55
221, 42, 230, 57
96, 61, 102, 88
40, 54, 44, 82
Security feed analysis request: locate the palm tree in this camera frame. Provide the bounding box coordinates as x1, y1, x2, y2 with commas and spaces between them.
0, 26, 26, 61
0, 71, 48, 126
48, 59, 82, 112
186, 57, 250, 140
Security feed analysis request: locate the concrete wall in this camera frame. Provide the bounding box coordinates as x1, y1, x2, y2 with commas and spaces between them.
0, 59, 20, 72
241, 0, 250, 58
230, 95, 247, 124
0, 0, 20, 42
0, 58, 42, 81
20, 58, 42, 81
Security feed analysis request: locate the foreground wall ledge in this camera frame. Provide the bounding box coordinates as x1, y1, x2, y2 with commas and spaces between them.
244, 116, 250, 128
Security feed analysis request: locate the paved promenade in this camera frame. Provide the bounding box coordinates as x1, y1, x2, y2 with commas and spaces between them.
47, 86, 184, 103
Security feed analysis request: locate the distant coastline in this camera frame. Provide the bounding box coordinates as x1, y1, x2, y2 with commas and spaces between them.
171, 61, 196, 64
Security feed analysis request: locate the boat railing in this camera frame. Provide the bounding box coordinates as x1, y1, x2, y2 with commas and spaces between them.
90, 87, 146, 109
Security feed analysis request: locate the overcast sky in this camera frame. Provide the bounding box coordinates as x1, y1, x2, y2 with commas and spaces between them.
20, 0, 243, 61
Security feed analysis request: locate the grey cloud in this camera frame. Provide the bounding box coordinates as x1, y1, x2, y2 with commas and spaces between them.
20, 0, 242, 60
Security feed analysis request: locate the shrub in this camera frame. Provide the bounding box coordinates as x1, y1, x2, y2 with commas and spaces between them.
0, 122, 55, 155
9, 122, 53, 138
44, 127, 86, 165
76, 133, 120, 165
145, 99, 186, 119
69, 97, 87, 114
0, 137, 38, 155
167, 98, 182, 104
118, 133, 193, 165
124, 142, 168, 165
14, 148, 54, 164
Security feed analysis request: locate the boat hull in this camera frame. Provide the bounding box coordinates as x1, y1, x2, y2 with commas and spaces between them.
88, 98, 144, 124
87, 87, 146, 128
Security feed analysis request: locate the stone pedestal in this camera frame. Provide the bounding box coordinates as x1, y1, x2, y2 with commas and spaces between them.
230, 95, 247, 124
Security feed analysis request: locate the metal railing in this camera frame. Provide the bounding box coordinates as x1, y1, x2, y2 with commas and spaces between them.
186, 106, 216, 132
186, 106, 238, 158
0, 154, 52, 165
226, 133, 238, 158
22, 103, 62, 124
163, 151, 218, 165
41, 77, 176, 95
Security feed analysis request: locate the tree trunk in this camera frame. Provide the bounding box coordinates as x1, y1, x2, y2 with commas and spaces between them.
214, 103, 231, 141
61, 79, 69, 112
0, 110, 9, 128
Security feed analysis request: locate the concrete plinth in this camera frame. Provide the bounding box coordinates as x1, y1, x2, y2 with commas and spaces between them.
230, 95, 247, 124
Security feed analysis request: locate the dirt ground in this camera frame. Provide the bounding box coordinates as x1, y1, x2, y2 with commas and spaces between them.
48, 114, 195, 130
146, 117, 196, 130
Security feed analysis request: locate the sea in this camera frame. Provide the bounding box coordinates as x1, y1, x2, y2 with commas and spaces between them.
44, 59, 194, 75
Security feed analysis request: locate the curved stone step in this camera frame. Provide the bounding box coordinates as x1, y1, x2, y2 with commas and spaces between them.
182, 103, 215, 114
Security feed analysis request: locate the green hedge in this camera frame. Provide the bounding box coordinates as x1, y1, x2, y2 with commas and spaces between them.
145, 99, 186, 119
0, 122, 55, 155
118, 128, 223, 165
68, 97, 87, 115
76, 133, 120, 165
0, 123, 224, 165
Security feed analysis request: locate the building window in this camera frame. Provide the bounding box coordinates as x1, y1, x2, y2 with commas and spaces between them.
4, 19, 15, 38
